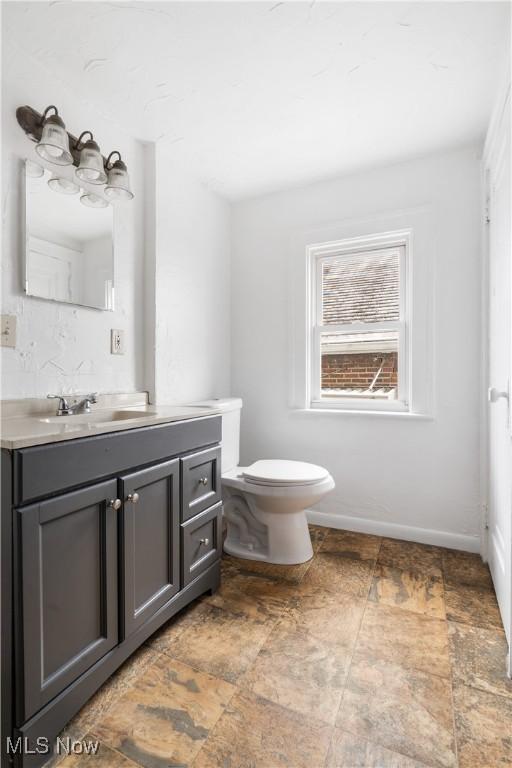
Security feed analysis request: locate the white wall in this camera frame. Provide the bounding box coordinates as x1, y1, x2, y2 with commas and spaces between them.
231, 145, 483, 551
1, 40, 231, 406
151, 144, 231, 404
1, 38, 147, 398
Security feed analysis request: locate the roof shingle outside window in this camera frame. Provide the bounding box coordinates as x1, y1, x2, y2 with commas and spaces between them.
322, 250, 399, 325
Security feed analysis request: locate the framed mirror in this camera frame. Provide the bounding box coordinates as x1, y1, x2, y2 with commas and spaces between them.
24, 160, 114, 311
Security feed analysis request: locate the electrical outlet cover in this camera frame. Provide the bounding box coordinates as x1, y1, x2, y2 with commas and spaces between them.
1, 315, 16, 348
111, 329, 125, 355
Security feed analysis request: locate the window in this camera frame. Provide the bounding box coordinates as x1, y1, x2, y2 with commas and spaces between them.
309, 232, 410, 411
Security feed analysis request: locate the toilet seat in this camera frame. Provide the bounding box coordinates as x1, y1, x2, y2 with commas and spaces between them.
242, 460, 330, 487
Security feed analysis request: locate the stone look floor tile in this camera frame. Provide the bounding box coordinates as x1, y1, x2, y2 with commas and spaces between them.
326, 729, 434, 768
301, 551, 375, 596
45, 644, 163, 766
321, 529, 382, 561
221, 553, 313, 584
93, 655, 235, 768
453, 682, 512, 768
57, 736, 136, 767
441, 549, 493, 590
241, 623, 350, 724
48, 529, 511, 768
70, 644, 161, 738
192, 690, 332, 768
279, 587, 366, 649
161, 601, 275, 683
203, 570, 299, 623
444, 581, 503, 629
145, 599, 203, 654
337, 657, 456, 768
448, 621, 512, 698
378, 538, 443, 578
369, 563, 446, 619
355, 603, 451, 678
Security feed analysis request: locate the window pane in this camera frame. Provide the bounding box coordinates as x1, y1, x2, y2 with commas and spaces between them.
320, 330, 398, 399
322, 249, 400, 325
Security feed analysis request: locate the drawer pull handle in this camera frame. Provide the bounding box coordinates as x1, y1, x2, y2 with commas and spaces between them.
109, 498, 122, 511
200, 538, 210, 546
127, 493, 140, 504
199, 477, 208, 486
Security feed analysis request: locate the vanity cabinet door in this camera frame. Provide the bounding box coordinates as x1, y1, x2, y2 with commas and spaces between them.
120, 459, 180, 638
16, 479, 119, 722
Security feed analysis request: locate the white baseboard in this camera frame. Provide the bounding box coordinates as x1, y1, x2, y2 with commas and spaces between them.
306, 509, 481, 554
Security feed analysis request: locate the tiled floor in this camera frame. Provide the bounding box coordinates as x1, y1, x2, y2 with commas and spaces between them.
52, 527, 511, 768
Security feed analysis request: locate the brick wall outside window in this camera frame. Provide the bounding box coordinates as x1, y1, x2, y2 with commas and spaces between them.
321, 352, 398, 391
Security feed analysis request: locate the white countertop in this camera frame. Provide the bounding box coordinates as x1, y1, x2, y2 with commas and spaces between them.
0, 394, 220, 450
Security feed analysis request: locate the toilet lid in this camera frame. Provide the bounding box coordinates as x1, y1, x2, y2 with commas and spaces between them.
242, 460, 330, 487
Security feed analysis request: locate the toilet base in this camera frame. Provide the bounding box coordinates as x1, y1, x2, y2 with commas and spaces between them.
223, 500, 314, 565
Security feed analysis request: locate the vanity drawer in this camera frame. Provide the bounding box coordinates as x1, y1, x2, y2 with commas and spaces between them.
181, 446, 221, 522
181, 502, 222, 587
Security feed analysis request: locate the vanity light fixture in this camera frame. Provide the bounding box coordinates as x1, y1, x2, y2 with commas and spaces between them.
104, 151, 135, 200
34, 106, 73, 166
17, 104, 134, 201
48, 174, 80, 195
80, 191, 109, 209
75, 131, 107, 184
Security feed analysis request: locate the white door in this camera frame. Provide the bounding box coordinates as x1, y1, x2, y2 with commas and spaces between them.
486, 86, 511, 674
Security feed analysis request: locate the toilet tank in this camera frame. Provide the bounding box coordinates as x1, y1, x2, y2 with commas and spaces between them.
192, 398, 242, 473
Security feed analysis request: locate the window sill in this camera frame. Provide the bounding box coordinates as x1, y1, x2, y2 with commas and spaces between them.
293, 408, 433, 420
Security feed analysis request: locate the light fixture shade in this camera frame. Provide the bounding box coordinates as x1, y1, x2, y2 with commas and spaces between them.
35, 114, 73, 165
76, 140, 107, 184
80, 191, 108, 208
105, 160, 134, 200
48, 174, 80, 195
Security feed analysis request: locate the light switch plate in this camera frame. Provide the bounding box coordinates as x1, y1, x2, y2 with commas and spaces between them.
111, 329, 125, 355
1, 315, 16, 348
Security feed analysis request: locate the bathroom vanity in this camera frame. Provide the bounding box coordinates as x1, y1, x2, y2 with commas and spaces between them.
1, 396, 222, 767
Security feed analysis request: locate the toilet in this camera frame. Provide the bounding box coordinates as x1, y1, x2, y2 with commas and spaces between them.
192, 398, 335, 564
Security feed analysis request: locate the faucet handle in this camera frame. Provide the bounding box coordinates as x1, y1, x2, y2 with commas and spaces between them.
47, 394, 70, 415
47, 394, 69, 406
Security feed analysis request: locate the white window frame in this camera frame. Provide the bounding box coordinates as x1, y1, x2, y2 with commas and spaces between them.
307, 230, 411, 412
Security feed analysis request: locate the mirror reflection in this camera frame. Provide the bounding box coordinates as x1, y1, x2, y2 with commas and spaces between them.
24, 160, 114, 310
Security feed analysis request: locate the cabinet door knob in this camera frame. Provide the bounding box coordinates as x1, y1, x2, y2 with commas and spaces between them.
109, 498, 122, 511
199, 477, 208, 486
199, 538, 210, 546
127, 492, 140, 504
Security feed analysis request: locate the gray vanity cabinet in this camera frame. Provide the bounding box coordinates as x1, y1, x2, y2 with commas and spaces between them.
16, 480, 119, 723
2, 415, 222, 768
120, 459, 180, 638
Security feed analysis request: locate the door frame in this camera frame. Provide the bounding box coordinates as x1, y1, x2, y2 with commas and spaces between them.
481, 74, 512, 675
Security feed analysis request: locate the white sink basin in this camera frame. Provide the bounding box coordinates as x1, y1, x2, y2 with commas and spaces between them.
39, 410, 150, 426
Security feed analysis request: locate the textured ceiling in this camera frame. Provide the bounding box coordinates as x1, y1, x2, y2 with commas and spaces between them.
3, 1, 509, 199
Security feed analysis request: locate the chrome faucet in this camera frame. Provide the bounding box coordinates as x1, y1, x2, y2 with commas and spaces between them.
47, 393, 98, 416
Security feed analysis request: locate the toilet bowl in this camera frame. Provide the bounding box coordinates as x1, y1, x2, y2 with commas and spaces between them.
191, 399, 335, 565
222, 460, 335, 564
